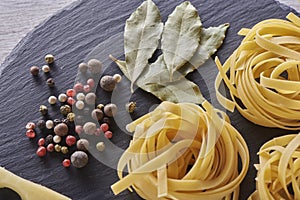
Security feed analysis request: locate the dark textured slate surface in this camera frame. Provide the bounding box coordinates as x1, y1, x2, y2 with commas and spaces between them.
0, 0, 298, 199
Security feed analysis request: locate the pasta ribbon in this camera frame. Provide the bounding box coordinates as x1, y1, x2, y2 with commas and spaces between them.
248, 133, 300, 200
215, 13, 300, 130
111, 101, 249, 200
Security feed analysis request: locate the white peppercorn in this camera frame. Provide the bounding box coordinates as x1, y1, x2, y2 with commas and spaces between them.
53, 135, 61, 143
75, 100, 85, 110
76, 93, 85, 101
46, 120, 54, 129
48, 96, 57, 105
113, 74, 122, 83
58, 94, 68, 102
42, 65, 50, 73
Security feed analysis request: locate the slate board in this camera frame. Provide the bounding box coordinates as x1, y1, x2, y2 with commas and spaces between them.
0, 0, 298, 199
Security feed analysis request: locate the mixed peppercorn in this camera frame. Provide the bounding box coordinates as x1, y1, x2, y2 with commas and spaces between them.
26, 55, 131, 168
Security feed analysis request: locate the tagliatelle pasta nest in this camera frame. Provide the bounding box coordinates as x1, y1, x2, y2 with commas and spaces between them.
111, 101, 249, 200
215, 13, 300, 130
249, 133, 300, 200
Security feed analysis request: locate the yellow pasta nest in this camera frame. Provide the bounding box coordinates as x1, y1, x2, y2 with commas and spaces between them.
215, 13, 300, 130
111, 101, 249, 200
249, 133, 300, 200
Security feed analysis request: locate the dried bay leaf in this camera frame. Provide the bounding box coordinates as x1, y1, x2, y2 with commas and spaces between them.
161, 1, 202, 80
109, 55, 204, 103
177, 23, 230, 77
137, 24, 229, 85
138, 55, 183, 85
124, 0, 163, 91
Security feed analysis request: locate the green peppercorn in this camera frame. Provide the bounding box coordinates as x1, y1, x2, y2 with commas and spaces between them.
61, 146, 69, 154
45, 54, 54, 64
60, 105, 71, 116
54, 144, 61, 152
126, 102, 136, 113
46, 78, 55, 88
67, 112, 75, 122
39, 105, 48, 116
96, 104, 104, 110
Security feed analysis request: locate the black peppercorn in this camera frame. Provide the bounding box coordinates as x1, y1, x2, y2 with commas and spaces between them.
61, 118, 70, 125
45, 135, 53, 143
39, 105, 48, 116
37, 119, 46, 129
53, 119, 61, 126
46, 78, 55, 88
102, 117, 110, 125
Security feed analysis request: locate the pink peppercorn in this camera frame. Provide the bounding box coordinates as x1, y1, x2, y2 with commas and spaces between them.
25, 122, 36, 130
67, 97, 76, 105
66, 135, 76, 146
36, 146, 46, 157
100, 123, 109, 132
73, 83, 84, 92
104, 131, 113, 139
47, 143, 54, 152
75, 125, 83, 134
62, 159, 71, 168
38, 138, 45, 146
87, 79, 95, 88
26, 129, 36, 138
83, 85, 91, 93
66, 89, 76, 97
